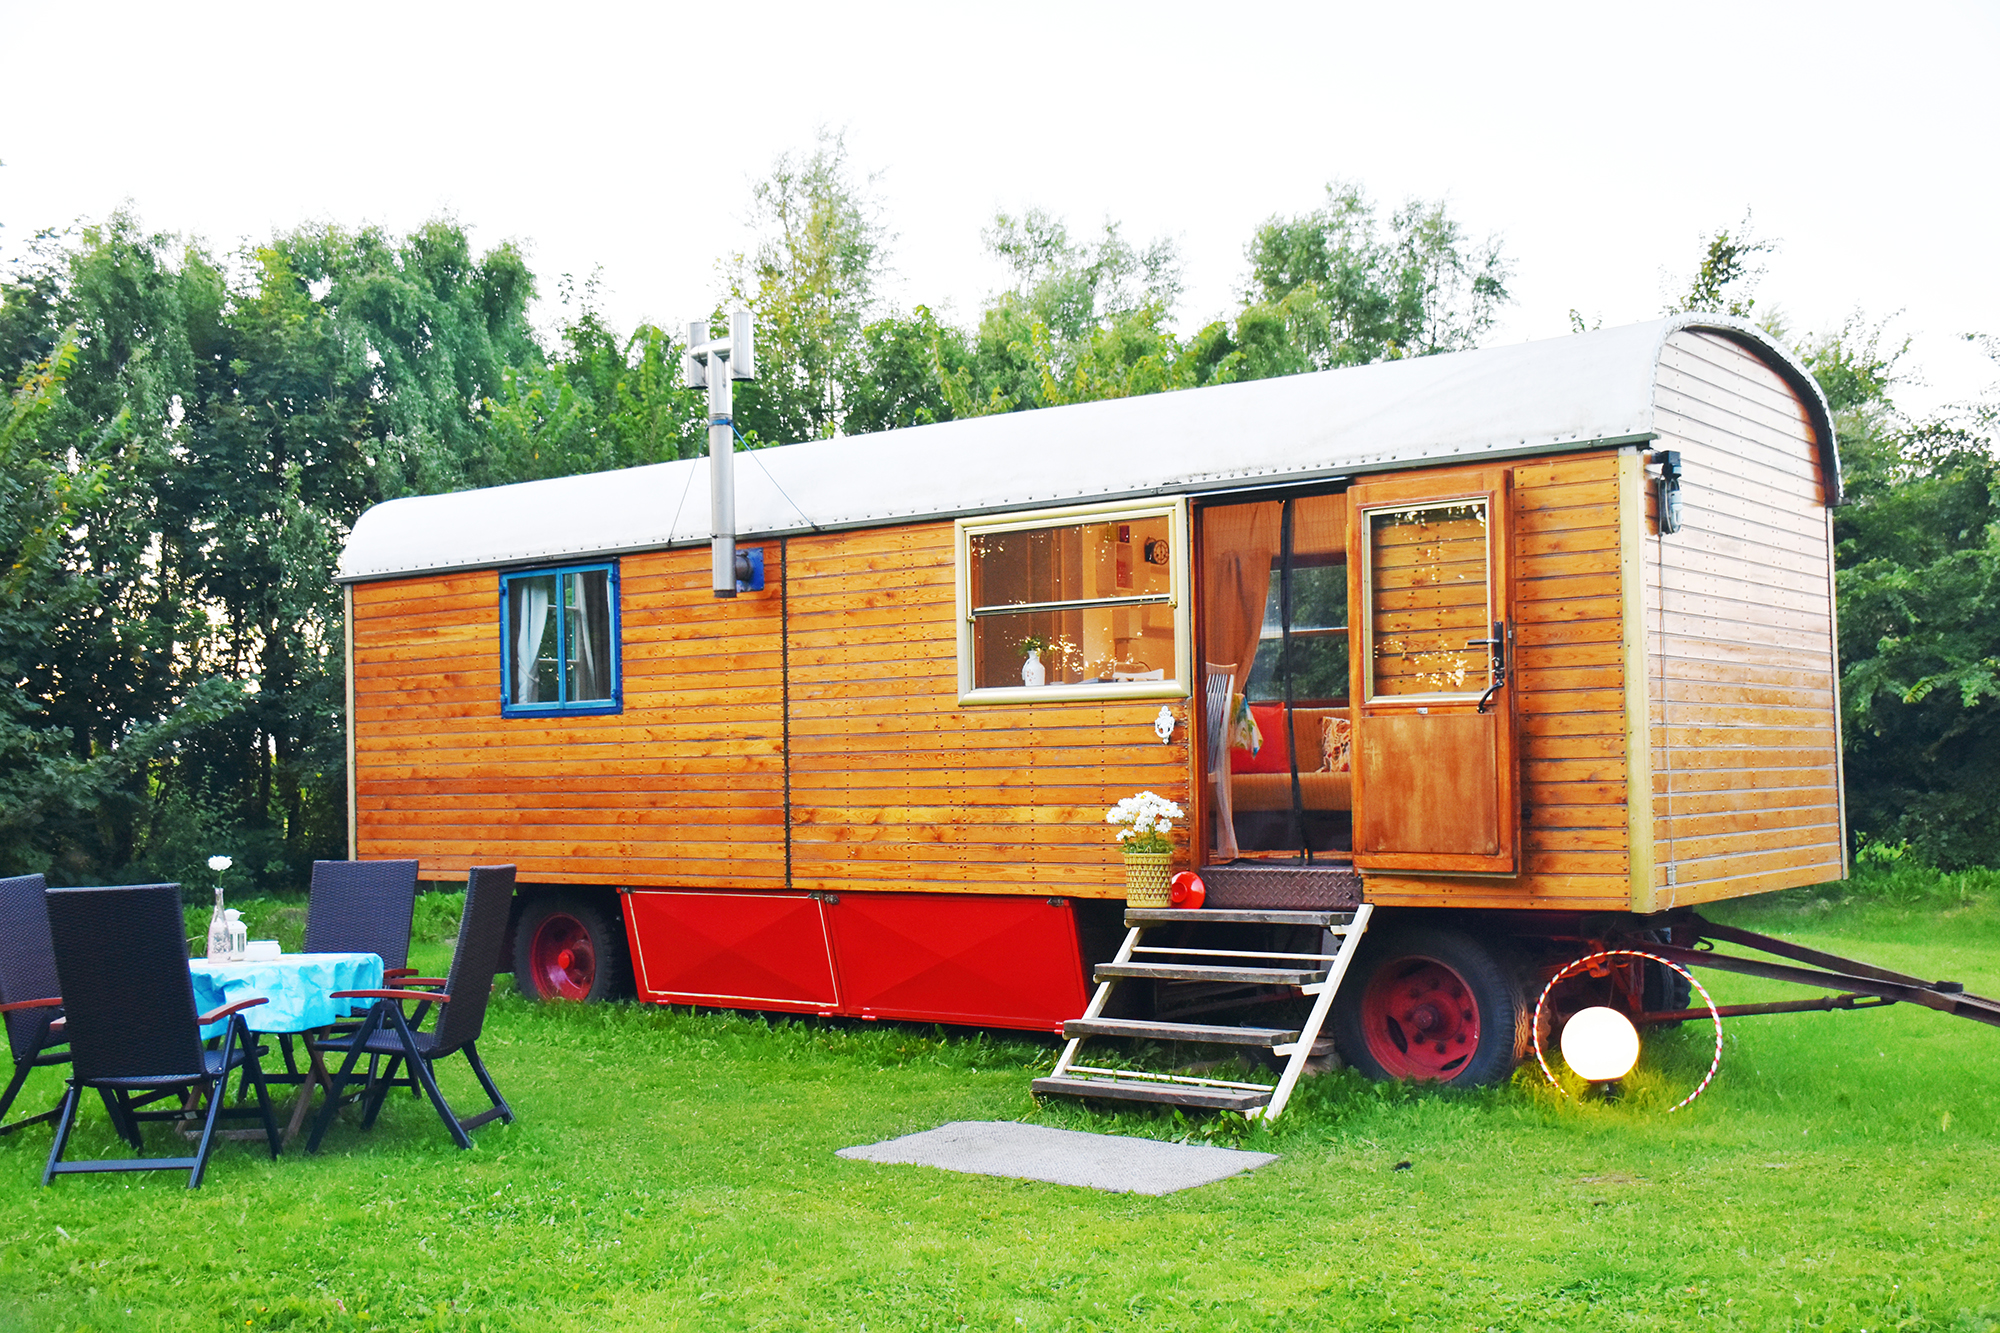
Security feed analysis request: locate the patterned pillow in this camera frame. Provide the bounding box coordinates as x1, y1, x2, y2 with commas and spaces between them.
1319, 714, 1353, 773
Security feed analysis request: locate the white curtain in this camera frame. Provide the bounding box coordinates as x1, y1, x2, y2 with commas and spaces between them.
513, 581, 551, 703
1205, 663, 1240, 861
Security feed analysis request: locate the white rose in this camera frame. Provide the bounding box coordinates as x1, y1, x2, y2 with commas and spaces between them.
208, 855, 233, 873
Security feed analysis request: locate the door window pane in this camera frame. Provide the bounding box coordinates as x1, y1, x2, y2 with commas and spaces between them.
1366, 501, 1490, 698
1246, 562, 1349, 702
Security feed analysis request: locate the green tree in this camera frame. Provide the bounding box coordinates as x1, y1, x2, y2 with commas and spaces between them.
952, 209, 1188, 414
0, 211, 543, 886
160, 219, 544, 880
1237, 182, 1511, 369
727, 129, 889, 444
1813, 322, 2000, 867
1666, 212, 1776, 319
0, 214, 219, 878
0, 231, 245, 881
839, 305, 972, 435
484, 276, 706, 479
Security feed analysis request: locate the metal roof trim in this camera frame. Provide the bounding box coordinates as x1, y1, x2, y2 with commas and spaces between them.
1655, 315, 1843, 505
337, 317, 1833, 583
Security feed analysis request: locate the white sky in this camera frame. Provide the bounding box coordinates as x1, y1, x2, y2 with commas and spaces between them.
2, 0, 1995, 421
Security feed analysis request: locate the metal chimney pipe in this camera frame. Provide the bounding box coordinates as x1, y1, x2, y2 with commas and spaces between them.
684, 314, 754, 598
709, 361, 737, 599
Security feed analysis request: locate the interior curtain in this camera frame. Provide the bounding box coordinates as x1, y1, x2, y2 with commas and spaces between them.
1290, 492, 1346, 562
1200, 502, 1283, 860
1203, 502, 1283, 700
513, 581, 551, 703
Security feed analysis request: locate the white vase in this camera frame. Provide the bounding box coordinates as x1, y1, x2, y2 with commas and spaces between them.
1021, 649, 1045, 687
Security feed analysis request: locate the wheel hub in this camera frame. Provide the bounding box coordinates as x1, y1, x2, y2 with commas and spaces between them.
529, 914, 597, 1001
1359, 956, 1481, 1080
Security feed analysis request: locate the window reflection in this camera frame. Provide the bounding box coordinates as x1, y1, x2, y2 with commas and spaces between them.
968, 514, 1176, 689
1366, 502, 1489, 698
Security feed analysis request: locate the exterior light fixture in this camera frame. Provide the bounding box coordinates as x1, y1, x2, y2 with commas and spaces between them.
1560, 1006, 1641, 1082
1653, 449, 1684, 534
1532, 949, 1724, 1112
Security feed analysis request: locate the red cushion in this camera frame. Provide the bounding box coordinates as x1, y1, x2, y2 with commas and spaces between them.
1229, 703, 1293, 774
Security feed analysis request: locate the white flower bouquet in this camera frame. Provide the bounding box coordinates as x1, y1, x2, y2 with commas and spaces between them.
1105, 790, 1184, 856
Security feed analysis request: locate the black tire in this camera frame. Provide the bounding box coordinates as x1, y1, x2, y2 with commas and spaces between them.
513, 891, 631, 1002
1332, 926, 1529, 1087
1640, 933, 1692, 1026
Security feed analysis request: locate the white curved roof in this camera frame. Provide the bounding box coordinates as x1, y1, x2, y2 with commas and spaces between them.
338, 314, 1835, 583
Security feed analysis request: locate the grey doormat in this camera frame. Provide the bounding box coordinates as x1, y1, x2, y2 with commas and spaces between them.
838, 1120, 1279, 1196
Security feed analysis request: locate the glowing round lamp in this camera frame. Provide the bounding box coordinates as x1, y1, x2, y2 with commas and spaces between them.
1559, 1006, 1641, 1082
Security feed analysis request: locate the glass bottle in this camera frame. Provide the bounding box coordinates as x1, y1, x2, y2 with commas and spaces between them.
206, 886, 230, 961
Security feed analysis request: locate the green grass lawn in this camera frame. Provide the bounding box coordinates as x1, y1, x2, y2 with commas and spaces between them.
2, 880, 1997, 1332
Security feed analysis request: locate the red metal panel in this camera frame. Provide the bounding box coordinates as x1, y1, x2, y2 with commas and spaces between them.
623, 890, 839, 1013
824, 894, 1088, 1032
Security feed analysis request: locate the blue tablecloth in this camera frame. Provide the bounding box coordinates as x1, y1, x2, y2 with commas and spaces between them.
189, 952, 385, 1039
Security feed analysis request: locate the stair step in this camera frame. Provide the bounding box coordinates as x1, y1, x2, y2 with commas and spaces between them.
1096, 962, 1327, 986
1063, 1018, 1299, 1046
1031, 1075, 1273, 1111
1126, 907, 1355, 928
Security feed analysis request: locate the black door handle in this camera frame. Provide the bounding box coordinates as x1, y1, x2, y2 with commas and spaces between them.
1476, 621, 1508, 714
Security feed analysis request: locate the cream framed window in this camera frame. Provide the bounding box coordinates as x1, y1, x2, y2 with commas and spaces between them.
955, 498, 1191, 705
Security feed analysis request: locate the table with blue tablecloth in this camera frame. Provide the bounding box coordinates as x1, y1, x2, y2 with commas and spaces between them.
189, 952, 384, 1038
187, 952, 386, 1143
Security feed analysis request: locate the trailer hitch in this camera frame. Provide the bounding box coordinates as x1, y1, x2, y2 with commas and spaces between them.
1634, 914, 2000, 1028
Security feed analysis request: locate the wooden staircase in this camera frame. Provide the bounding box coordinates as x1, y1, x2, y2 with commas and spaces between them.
1033, 903, 1372, 1121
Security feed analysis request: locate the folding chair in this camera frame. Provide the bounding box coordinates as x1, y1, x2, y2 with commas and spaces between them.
304, 859, 420, 978
42, 884, 281, 1188
308, 865, 517, 1152
273, 859, 421, 1081
0, 874, 68, 1135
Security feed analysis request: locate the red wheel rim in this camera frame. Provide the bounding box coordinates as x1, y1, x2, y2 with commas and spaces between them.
528, 913, 596, 1001
1357, 954, 1481, 1081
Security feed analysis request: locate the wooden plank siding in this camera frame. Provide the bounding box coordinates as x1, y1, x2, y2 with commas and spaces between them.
349, 335, 1841, 916
351, 549, 791, 888
1364, 451, 1637, 911
785, 522, 1186, 898
350, 528, 1186, 896
1640, 329, 1845, 907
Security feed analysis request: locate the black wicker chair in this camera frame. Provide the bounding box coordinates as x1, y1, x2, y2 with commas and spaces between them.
308, 865, 517, 1152
0, 873, 67, 1135
304, 859, 420, 977
42, 884, 281, 1188
276, 859, 421, 1081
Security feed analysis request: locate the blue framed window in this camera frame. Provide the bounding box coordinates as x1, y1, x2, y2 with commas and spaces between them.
500, 562, 621, 716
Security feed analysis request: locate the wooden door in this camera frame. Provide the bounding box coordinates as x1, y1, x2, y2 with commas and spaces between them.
1347, 467, 1519, 874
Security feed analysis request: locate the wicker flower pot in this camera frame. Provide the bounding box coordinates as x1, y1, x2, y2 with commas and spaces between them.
1123, 851, 1174, 907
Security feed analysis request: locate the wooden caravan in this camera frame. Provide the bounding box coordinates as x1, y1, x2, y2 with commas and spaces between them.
339, 315, 1846, 1087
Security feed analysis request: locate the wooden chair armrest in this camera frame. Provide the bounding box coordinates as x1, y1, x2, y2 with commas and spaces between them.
196, 997, 270, 1025
332, 988, 453, 1003
383, 967, 417, 979
0, 995, 61, 1014
395, 977, 448, 987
